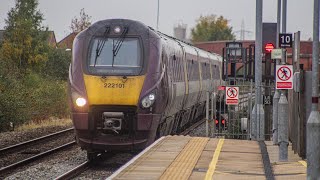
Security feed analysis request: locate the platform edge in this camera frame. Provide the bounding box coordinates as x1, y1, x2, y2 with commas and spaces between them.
106, 136, 166, 180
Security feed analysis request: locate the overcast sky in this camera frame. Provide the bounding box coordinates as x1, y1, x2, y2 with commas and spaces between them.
0, 0, 314, 42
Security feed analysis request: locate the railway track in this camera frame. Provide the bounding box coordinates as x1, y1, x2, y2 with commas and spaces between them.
0, 141, 76, 175
54, 152, 120, 180
54, 160, 91, 180
180, 118, 206, 135
54, 120, 206, 179
0, 128, 75, 177
0, 128, 74, 155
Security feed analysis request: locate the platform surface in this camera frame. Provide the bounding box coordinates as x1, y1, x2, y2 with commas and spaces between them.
266, 141, 306, 179
107, 136, 306, 180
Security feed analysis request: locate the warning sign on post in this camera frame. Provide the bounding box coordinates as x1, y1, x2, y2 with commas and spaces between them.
225, 87, 239, 105
276, 65, 293, 89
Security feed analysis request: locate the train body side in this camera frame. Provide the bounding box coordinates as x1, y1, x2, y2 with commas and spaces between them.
156, 33, 223, 135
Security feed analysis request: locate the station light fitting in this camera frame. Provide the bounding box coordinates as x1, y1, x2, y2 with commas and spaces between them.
265, 43, 275, 53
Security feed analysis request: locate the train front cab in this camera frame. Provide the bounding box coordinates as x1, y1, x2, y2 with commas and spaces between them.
69, 20, 163, 156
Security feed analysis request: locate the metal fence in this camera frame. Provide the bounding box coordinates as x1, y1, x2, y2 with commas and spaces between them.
206, 79, 275, 140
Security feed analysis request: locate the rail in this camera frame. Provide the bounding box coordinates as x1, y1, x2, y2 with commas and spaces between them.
54, 161, 90, 180
0, 141, 76, 175
0, 128, 74, 155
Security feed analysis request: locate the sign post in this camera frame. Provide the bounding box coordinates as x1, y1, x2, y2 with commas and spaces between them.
307, 0, 320, 177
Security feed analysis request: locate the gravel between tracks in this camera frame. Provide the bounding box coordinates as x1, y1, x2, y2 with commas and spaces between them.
187, 120, 210, 137
4, 146, 86, 180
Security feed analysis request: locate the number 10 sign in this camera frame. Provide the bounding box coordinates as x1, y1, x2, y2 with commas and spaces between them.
279, 33, 293, 48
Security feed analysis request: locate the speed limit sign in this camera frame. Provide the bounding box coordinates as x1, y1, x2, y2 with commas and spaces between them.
279, 33, 292, 48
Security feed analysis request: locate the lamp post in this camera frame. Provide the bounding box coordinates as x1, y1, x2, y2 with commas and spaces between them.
156, 0, 159, 31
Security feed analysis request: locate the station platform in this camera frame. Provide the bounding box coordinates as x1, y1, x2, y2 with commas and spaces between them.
107, 136, 306, 180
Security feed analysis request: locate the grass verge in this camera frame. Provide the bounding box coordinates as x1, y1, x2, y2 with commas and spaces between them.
16, 117, 72, 131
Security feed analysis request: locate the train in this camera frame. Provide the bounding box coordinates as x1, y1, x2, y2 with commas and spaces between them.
68, 19, 223, 160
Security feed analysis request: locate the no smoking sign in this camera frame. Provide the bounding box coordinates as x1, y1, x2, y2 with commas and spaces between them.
276, 65, 293, 89
225, 87, 239, 105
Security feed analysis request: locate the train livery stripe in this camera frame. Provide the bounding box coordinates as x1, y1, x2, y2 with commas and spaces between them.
205, 139, 224, 180
83, 75, 145, 105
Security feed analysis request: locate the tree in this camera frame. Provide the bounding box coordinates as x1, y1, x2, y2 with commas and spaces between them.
191, 15, 235, 42
44, 48, 71, 80
1, 0, 49, 72
70, 8, 92, 33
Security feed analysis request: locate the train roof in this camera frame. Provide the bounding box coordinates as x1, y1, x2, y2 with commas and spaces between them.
76, 19, 222, 62
148, 26, 222, 61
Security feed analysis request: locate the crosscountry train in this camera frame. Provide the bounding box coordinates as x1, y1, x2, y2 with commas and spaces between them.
68, 19, 223, 160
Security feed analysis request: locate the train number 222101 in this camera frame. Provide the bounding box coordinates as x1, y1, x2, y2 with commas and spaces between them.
104, 83, 125, 88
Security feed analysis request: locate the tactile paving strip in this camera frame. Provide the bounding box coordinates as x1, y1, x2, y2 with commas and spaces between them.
159, 137, 209, 180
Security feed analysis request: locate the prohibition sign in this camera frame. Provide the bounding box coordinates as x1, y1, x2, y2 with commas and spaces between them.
227, 87, 238, 98
277, 66, 292, 81
276, 65, 293, 89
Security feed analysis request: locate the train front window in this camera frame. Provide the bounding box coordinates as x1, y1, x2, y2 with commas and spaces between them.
88, 37, 142, 75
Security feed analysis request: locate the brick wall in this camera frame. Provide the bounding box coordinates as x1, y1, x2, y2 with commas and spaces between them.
194, 40, 313, 71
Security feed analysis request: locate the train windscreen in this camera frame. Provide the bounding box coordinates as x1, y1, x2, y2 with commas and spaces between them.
88, 37, 142, 75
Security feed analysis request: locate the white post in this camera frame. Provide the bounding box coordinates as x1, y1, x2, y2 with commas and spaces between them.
206, 91, 209, 137
253, 0, 264, 141
307, 0, 320, 177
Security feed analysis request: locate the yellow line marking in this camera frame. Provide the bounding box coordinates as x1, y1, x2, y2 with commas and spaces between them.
299, 160, 307, 167
205, 139, 224, 180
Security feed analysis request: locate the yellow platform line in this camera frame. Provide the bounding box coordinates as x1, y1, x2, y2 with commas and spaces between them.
159, 137, 209, 180
299, 160, 307, 167
205, 139, 224, 180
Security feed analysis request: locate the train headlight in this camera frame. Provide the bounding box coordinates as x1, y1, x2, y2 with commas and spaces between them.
114, 26, 121, 34
141, 93, 156, 108
72, 92, 87, 107
76, 97, 86, 107
148, 94, 155, 101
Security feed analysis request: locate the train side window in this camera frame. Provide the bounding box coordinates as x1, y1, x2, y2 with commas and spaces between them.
205, 63, 208, 79
191, 60, 194, 81
202, 63, 208, 80
173, 56, 177, 82
170, 55, 175, 82
179, 57, 181, 81
214, 64, 220, 79
187, 60, 191, 81
195, 61, 199, 81
204, 63, 205, 80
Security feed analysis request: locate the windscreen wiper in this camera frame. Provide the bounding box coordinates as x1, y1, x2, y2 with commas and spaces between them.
94, 26, 110, 67
112, 27, 129, 67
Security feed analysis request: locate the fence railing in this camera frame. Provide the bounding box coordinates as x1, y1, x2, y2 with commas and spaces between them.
206, 79, 275, 140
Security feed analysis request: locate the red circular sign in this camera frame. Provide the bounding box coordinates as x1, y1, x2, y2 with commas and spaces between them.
277, 66, 292, 81
227, 87, 238, 98
265, 43, 274, 53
